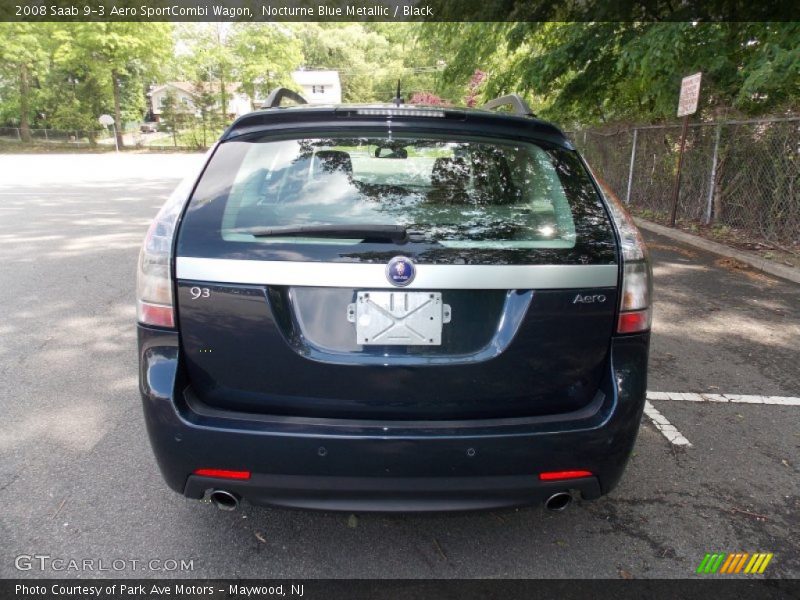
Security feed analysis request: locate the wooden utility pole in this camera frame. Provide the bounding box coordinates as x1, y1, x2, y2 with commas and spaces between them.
669, 72, 702, 227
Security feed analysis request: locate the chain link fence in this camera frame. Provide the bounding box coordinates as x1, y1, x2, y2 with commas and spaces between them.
570, 117, 799, 247
0, 125, 215, 150
0, 126, 111, 145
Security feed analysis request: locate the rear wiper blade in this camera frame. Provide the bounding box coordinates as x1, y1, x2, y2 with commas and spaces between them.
233, 224, 411, 243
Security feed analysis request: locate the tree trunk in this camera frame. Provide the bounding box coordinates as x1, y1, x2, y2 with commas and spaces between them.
713, 167, 724, 222
19, 64, 32, 143
220, 79, 227, 122
712, 142, 729, 223
112, 70, 124, 149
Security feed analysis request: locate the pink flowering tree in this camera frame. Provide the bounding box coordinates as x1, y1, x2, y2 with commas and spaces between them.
408, 92, 450, 106
465, 69, 487, 107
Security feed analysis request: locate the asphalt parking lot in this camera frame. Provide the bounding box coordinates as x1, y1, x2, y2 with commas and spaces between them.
0, 154, 797, 579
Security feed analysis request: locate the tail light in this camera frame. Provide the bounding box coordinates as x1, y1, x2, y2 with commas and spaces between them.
601, 184, 653, 334
539, 470, 593, 481
137, 154, 211, 328
194, 468, 251, 480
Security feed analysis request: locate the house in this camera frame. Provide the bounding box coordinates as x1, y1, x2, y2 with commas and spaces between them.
290, 70, 342, 105
147, 82, 253, 122
146, 71, 343, 122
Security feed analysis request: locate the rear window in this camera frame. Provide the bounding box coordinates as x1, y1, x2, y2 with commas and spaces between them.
178, 134, 617, 265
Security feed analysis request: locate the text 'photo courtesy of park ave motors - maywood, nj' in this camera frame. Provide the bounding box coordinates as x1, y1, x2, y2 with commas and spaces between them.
15, 583, 304, 597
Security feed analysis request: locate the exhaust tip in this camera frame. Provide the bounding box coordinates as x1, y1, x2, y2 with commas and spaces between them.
209, 489, 240, 511
544, 492, 573, 512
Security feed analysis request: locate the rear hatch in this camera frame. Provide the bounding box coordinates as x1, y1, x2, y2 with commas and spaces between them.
174, 121, 619, 420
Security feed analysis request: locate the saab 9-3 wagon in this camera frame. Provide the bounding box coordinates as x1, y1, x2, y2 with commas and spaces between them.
136, 90, 652, 513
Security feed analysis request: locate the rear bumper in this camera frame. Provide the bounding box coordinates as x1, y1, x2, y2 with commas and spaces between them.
185, 473, 601, 512
138, 326, 649, 512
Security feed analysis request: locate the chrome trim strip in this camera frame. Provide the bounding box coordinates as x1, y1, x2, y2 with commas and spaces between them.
176, 257, 618, 289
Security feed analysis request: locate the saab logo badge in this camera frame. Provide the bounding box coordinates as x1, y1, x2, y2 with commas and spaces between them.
696, 552, 773, 574
573, 293, 607, 304
386, 256, 415, 287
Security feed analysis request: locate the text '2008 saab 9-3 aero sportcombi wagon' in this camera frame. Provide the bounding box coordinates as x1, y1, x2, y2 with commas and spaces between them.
136, 90, 652, 513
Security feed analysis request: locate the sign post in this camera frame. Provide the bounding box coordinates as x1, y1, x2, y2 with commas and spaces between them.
669, 72, 702, 227
98, 114, 118, 152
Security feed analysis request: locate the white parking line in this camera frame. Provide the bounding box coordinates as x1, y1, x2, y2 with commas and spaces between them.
643, 391, 799, 448
646, 392, 800, 406
643, 401, 692, 447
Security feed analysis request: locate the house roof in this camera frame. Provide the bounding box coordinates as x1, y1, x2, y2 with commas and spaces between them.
291, 70, 341, 87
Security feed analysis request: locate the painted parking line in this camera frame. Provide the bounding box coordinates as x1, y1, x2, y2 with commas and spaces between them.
643, 391, 799, 447
647, 392, 800, 406
643, 401, 692, 447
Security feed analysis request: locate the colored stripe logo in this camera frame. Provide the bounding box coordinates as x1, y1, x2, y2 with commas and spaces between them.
697, 553, 773, 574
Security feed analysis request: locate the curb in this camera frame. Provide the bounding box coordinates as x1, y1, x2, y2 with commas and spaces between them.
634, 218, 800, 285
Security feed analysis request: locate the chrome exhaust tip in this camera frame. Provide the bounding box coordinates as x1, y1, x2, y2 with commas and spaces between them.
544, 492, 573, 512
209, 489, 240, 511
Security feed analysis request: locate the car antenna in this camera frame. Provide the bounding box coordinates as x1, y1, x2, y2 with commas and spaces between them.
393, 80, 403, 106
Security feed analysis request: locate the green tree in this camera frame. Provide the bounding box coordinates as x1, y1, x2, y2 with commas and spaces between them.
228, 23, 304, 106
365, 23, 460, 102
193, 81, 218, 148
0, 23, 51, 141
178, 23, 304, 120
177, 24, 236, 121
416, 22, 800, 125
412, 23, 513, 104
158, 89, 181, 147
292, 23, 449, 103
54, 23, 172, 147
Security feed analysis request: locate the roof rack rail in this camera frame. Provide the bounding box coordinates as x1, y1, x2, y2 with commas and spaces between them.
261, 88, 308, 109
482, 94, 535, 117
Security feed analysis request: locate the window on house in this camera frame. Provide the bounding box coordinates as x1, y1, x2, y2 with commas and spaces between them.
312, 85, 325, 94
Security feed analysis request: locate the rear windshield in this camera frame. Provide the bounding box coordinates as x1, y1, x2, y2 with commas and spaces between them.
178, 134, 617, 265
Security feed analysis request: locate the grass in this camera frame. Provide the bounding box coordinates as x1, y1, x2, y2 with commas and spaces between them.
145, 127, 225, 150
0, 138, 112, 154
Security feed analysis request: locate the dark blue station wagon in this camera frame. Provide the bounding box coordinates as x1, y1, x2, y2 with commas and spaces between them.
136, 92, 652, 512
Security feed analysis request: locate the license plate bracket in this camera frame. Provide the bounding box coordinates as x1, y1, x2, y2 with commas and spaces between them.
347, 291, 451, 346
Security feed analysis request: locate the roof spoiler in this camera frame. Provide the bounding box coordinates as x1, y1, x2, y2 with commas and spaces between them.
482, 94, 535, 117
261, 88, 308, 109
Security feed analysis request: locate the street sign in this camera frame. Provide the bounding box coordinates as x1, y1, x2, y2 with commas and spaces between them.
670, 72, 702, 226
677, 72, 702, 117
